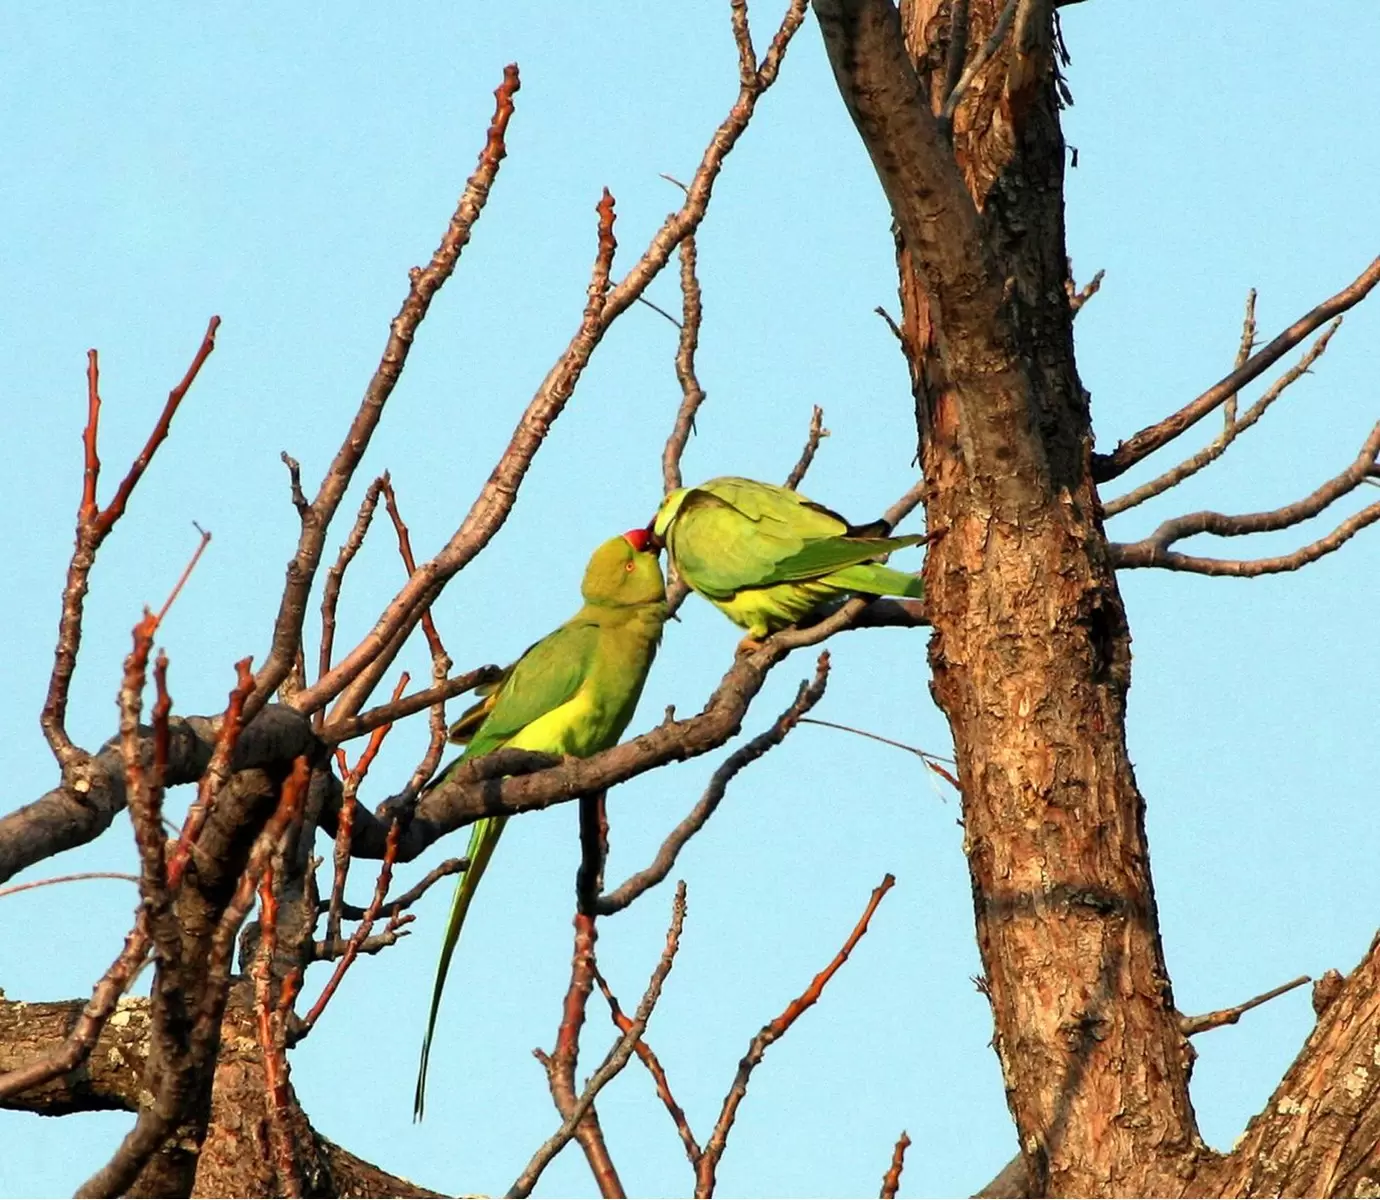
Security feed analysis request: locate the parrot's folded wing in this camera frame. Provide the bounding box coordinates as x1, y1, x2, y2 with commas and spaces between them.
757, 533, 924, 586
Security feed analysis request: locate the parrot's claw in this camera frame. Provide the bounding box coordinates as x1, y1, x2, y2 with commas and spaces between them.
736, 634, 766, 656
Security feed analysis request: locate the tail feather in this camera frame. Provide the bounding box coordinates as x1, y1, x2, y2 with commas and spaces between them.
825, 561, 925, 600
413, 814, 507, 1119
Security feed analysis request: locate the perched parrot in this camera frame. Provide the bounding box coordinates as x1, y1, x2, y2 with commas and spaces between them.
413, 530, 667, 1118
649, 476, 924, 642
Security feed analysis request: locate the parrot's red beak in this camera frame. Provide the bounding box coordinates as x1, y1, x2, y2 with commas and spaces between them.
622, 527, 653, 554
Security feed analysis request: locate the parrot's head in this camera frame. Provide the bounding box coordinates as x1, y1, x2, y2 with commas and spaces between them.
582, 532, 666, 607
646, 487, 691, 551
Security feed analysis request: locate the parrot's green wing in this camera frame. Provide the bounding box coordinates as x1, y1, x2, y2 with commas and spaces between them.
671, 482, 919, 598
755, 532, 924, 585
414, 617, 601, 1119
458, 618, 601, 759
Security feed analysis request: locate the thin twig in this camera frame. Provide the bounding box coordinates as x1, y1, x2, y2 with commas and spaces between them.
319, 857, 468, 922
594, 965, 701, 1165
289, 3, 810, 722
662, 235, 706, 494
249, 66, 522, 723
41, 319, 220, 769
319, 664, 502, 744
880, 1130, 912, 1199
545, 791, 623, 1195
317, 475, 387, 713
1104, 317, 1341, 517
253, 866, 302, 1197
166, 658, 255, 889
1111, 422, 1380, 574
695, 874, 896, 1197
0, 871, 140, 901
508, 883, 689, 1199
783, 406, 829, 491
1096, 256, 1380, 481
598, 654, 830, 914
1180, 975, 1311, 1036
326, 674, 408, 947
299, 821, 402, 1035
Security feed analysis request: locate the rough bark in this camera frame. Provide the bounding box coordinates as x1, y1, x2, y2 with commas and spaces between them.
0, 995, 443, 1198
817, 1, 1203, 1193
818, 2, 1380, 1196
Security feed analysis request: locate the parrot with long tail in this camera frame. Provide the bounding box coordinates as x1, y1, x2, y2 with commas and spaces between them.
414, 529, 666, 1118
649, 476, 923, 643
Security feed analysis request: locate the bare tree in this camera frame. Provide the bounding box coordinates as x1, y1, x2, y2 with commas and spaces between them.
2, 1, 1377, 1197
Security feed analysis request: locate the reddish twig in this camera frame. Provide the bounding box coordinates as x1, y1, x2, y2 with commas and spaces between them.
166, 657, 255, 889
98, 317, 222, 536
1096, 255, 1380, 480
1111, 422, 1380, 574
326, 673, 408, 945
695, 874, 897, 1197
155, 523, 213, 625
41, 319, 221, 770
880, 1131, 911, 1199
543, 791, 623, 1196
300, 820, 401, 1035
253, 866, 302, 1197
798, 717, 958, 790
509, 883, 688, 1200
250, 66, 522, 723
783, 405, 829, 491
594, 965, 701, 1164
1180, 974, 1311, 1036
598, 654, 831, 915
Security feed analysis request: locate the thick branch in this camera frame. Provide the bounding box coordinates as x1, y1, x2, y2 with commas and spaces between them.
0, 705, 318, 885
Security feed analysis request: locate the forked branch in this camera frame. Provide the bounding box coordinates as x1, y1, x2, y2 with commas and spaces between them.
1111, 423, 1380, 575
1095, 255, 1380, 481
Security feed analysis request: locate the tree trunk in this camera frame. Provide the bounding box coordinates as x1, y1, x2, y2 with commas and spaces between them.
817, 1, 1205, 1192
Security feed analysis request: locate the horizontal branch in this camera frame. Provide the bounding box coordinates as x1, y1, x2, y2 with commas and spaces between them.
1095, 255, 1380, 481
347, 597, 907, 861
0, 705, 318, 884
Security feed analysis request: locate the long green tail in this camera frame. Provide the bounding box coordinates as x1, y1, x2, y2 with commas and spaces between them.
413, 814, 507, 1119
825, 561, 924, 599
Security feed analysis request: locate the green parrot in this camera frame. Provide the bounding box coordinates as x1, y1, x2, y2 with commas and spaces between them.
413, 530, 667, 1118
649, 476, 923, 642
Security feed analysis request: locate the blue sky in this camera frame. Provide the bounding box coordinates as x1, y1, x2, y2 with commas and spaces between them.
2, 3, 1377, 1197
